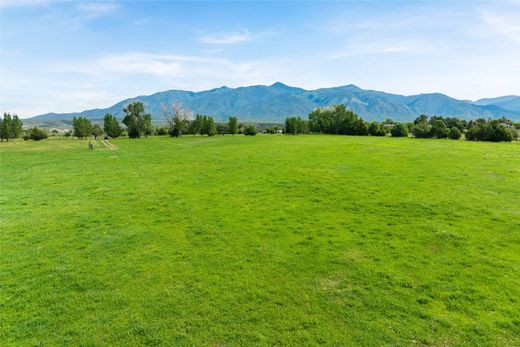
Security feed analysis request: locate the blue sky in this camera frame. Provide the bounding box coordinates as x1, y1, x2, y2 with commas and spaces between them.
1, 0, 519, 117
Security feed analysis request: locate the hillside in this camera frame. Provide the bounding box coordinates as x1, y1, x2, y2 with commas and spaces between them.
27, 83, 520, 124
473, 95, 520, 113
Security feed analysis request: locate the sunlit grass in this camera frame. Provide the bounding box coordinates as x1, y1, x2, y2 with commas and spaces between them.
1, 135, 519, 345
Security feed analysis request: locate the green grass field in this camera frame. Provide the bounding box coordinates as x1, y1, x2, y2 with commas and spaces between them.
1, 135, 519, 346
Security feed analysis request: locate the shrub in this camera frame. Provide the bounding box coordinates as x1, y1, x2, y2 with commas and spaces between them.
29, 127, 48, 141
155, 126, 168, 136
391, 123, 408, 137
448, 127, 462, 140
92, 124, 103, 137
243, 125, 257, 136
368, 122, 386, 136
466, 119, 517, 142
430, 120, 449, 138
412, 122, 432, 138
353, 118, 369, 135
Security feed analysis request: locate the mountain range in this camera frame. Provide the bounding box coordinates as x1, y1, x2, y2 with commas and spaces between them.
28, 83, 520, 124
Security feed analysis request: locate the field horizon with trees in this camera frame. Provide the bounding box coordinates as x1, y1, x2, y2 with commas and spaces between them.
2, 100, 520, 143
1, 102, 520, 345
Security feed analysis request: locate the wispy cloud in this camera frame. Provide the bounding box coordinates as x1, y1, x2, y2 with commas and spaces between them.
77, 2, 119, 16
198, 29, 252, 44
327, 42, 410, 60
480, 9, 520, 43
0, 0, 47, 8
57, 52, 276, 81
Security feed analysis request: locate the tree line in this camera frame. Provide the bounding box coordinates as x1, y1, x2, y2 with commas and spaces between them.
284, 105, 519, 142
2, 102, 518, 142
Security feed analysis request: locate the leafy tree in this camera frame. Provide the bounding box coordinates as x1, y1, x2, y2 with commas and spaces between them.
72, 116, 93, 138
285, 116, 309, 134
217, 123, 229, 135
92, 124, 103, 138
29, 127, 48, 141
0, 113, 23, 141
430, 119, 449, 138
448, 127, 462, 140
201, 115, 217, 136
189, 114, 204, 135
368, 122, 386, 136
309, 105, 358, 134
0, 117, 5, 141
465, 119, 517, 142
244, 125, 257, 136
103, 114, 122, 138
162, 103, 191, 137
445, 117, 466, 132
123, 101, 153, 138
228, 116, 238, 135
238, 123, 245, 134
412, 122, 432, 138
391, 123, 408, 137
353, 118, 369, 135
414, 114, 429, 124
155, 126, 169, 135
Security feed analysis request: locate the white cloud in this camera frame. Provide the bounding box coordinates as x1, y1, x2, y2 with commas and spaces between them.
1, 52, 281, 117
480, 9, 520, 43
0, 0, 46, 8
55, 52, 274, 82
198, 29, 252, 44
327, 43, 410, 60
77, 2, 119, 15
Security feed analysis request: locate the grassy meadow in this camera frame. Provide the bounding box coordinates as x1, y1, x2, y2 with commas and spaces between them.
1, 135, 519, 346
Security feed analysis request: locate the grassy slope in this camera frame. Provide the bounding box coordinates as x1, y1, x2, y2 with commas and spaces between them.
1, 135, 519, 346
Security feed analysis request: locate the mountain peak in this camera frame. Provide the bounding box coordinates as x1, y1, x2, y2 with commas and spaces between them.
26, 83, 520, 123
270, 82, 291, 88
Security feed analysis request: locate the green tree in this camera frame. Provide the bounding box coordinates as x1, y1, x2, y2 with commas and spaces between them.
285, 116, 309, 134
29, 127, 48, 141
448, 127, 462, 140
201, 116, 217, 136
92, 124, 103, 138
217, 123, 229, 135
244, 125, 257, 136
228, 116, 238, 135
72, 116, 93, 138
0, 113, 23, 141
414, 114, 429, 125
189, 114, 204, 135
162, 103, 191, 137
170, 116, 188, 137
353, 118, 369, 135
391, 123, 408, 137
103, 114, 122, 138
123, 101, 152, 138
412, 122, 432, 138
155, 126, 169, 135
308, 104, 358, 135
430, 120, 449, 138
368, 122, 386, 136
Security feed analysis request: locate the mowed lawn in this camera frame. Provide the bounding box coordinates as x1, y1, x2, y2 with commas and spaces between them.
1, 135, 519, 346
